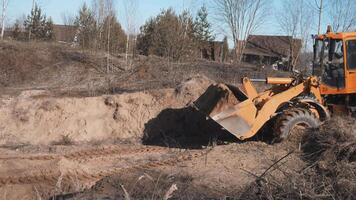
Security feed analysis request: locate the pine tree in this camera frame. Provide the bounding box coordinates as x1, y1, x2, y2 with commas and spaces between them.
100, 15, 127, 53
137, 18, 155, 55
194, 5, 214, 42
74, 3, 97, 49
24, 4, 53, 40
12, 20, 22, 40
44, 17, 54, 40
136, 8, 198, 61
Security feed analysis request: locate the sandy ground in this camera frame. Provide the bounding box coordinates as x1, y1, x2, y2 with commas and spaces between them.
0, 141, 303, 200
0, 76, 305, 199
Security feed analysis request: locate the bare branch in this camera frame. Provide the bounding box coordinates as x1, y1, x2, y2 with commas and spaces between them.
212, 0, 269, 62
328, 0, 356, 32
124, 0, 138, 69
61, 12, 75, 26
276, 0, 314, 70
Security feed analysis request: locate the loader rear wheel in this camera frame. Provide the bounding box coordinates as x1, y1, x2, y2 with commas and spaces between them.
273, 108, 320, 143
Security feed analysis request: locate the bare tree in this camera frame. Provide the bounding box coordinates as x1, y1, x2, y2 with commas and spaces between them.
328, 0, 356, 32
277, 0, 314, 70
91, 0, 117, 73
0, 0, 9, 40
61, 12, 75, 26
92, 0, 106, 50
213, 0, 268, 63
92, 0, 105, 24
124, 0, 138, 69
105, 0, 114, 73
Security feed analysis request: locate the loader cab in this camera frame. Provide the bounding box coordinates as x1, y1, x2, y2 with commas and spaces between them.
313, 38, 345, 88
313, 30, 356, 95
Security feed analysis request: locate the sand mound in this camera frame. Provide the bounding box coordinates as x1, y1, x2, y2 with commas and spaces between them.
0, 76, 214, 146
174, 75, 214, 102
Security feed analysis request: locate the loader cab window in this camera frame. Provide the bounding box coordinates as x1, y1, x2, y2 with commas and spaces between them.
313, 39, 324, 76
346, 40, 356, 69
321, 39, 345, 88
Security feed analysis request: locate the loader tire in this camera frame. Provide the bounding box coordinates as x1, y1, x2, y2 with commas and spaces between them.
273, 108, 320, 142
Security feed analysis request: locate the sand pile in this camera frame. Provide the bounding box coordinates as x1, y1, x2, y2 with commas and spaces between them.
0, 76, 214, 146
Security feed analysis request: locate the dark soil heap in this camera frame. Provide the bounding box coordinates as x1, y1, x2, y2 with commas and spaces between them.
240, 117, 356, 200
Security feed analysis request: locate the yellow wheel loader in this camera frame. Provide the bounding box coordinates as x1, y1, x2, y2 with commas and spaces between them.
193, 27, 356, 142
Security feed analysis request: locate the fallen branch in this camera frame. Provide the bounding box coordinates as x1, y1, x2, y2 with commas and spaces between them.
258, 150, 295, 179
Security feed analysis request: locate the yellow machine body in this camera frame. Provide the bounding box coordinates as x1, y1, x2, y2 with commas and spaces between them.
193, 28, 355, 141
194, 77, 328, 140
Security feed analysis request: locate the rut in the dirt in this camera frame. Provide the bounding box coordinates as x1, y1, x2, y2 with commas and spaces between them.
0, 146, 210, 189
0, 146, 167, 161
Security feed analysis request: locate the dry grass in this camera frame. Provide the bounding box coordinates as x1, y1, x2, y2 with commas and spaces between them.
0, 40, 290, 98
70, 170, 225, 200
239, 117, 356, 200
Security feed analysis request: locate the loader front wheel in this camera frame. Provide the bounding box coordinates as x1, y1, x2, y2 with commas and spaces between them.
274, 108, 320, 143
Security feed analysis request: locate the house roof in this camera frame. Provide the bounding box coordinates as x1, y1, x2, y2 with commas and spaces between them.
244, 35, 302, 58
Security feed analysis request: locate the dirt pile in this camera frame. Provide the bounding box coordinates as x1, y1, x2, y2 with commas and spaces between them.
0, 76, 214, 146
240, 117, 356, 200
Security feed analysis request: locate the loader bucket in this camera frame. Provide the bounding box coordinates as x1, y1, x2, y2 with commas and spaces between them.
193, 84, 257, 139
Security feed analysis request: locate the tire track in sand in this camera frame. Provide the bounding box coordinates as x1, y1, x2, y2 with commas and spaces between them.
0, 149, 210, 187
0, 146, 167, 161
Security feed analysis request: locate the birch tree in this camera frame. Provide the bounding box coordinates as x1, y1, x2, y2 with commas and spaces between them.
91, 0, 118, 73
1, 0, 9, 40
92, 0, 105, 49
123, 0, 138, 69
104, 0, 114, 73
213, 0, 268, 63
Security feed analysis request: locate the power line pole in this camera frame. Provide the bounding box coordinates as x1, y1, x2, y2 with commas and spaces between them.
317, 0, 323, 34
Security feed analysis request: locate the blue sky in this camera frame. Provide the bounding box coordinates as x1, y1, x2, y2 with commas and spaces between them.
7, 0, 210, 27
5, 0, 325, 39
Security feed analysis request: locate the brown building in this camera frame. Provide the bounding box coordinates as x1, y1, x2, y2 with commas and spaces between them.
201, 41, 227, 62
52, 24, 77, 43
243, 35, 302, 66
3, 24, 77, 42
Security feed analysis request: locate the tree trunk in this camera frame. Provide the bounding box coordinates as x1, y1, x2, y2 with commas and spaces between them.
0, 16, 5, 40
0, 0, 7, 40
125, 34, 130, 68
106, 16, 111, 74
